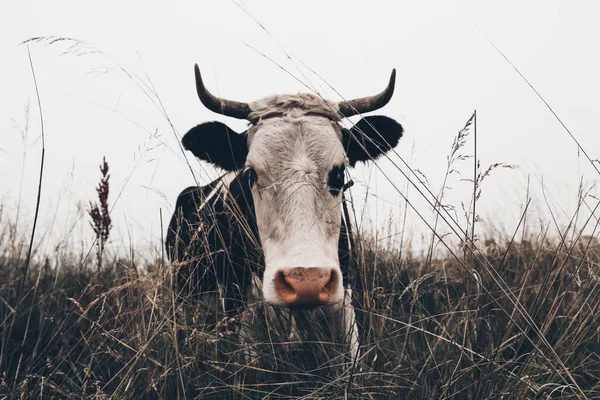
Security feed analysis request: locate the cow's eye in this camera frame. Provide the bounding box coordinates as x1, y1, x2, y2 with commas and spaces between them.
327, 165, 345, 196
244, 167, 258, 188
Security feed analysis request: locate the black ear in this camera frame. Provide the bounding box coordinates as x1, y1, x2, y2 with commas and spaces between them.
182, 121, 248, 171
342, 115, 403, 166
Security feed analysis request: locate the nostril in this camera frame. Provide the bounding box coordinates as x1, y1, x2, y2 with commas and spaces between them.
317, 269, 336, 302
318, 269, 331, 285
275, 270, 297, 302
323, 269, 337, 293
283, 273, 296, 289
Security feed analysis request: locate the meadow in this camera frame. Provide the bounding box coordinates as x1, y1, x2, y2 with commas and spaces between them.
1, 156, 599, 399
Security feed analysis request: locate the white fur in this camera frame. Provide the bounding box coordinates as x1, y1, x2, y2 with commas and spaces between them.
248, 94, 339, 122
245, 111, 347, 306
325, 288, 360, 362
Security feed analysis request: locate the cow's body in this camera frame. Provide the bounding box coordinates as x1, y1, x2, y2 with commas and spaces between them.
166, 64, 403, 361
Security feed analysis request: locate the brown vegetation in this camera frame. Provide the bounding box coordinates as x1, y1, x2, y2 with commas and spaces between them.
1, 225, 599, 398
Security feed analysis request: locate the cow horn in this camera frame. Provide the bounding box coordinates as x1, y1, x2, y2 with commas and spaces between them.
338, 69, 396, 118
194, 64, 251, 120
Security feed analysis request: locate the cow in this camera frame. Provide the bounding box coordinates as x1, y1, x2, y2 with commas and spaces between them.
166, 64, 403, 361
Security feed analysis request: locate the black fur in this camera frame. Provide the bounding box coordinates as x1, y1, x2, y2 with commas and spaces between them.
342, 115, 403, 166
182, 122, 248, 172
327, 165, 345, 197
166, 174, 261, 313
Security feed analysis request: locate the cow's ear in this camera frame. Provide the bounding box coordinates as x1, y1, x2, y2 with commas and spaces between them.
182, 121, 248, 171
342, 115, 403, 166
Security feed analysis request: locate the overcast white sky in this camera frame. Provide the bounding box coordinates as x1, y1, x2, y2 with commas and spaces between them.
1, 0, 599, 259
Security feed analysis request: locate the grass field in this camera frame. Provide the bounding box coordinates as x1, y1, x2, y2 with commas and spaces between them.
2, 214, 600, 398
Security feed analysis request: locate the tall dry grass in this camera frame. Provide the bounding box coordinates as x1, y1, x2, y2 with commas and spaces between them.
3, 166, 600, 399
1, 207, 600, 398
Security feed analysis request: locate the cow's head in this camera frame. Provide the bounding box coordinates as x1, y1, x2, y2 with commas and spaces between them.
182, 65, 403, 310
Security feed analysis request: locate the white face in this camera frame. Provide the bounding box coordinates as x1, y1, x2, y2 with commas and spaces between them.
245, 111, 347, 308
